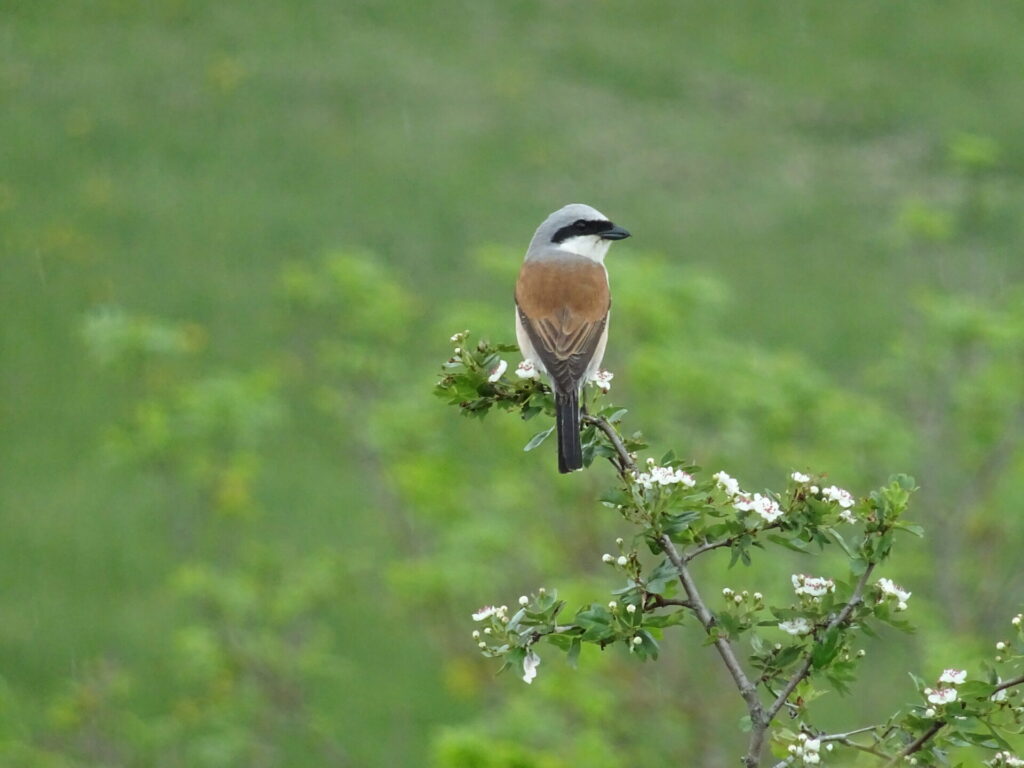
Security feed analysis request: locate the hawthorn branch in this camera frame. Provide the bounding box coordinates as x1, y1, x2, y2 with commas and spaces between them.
586, 414, 769, 767
764, 562, 877, 723
660, 533, 768, 768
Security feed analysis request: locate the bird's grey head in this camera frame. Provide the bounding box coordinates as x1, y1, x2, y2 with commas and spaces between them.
527, 203, 631, 263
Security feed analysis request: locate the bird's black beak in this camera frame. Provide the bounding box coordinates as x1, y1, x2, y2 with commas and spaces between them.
601, 224, 631, 241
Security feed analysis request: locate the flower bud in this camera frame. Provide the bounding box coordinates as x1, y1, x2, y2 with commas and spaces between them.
924, 708, 935, 718
616, 555, 628, 566
483, 627, 491, 635
1013, 614, 1022, 626
631, 636, 642, 646
722, 588, 733, 597
602, 553, 614, 563
608, 601, 618, 611
538, 587, 546, 595
734, 595, 743, 604
626, 604, 637, 614
615, 537, 624, 546
753, 592, 763, 601
519, 595, 529, 606
472, 630, 480, 639
478, 641, 487, 649
997, 641, 1007, 650
857, 649, 866, 657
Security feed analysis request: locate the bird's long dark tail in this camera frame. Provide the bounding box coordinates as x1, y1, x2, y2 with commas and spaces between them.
555, 389, 583, 474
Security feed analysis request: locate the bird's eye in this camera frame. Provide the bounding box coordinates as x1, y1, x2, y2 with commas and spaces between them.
573, 219, 587, 231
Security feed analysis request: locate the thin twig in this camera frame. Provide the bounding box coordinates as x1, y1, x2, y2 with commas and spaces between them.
650, 595, 694, 609
582, 414, 635, 472
685, 521, 784, 562
770, 725, 887, 767
993, 673, 1024, 695
884, 720, 945, 766
764, 562, 877, 723
661, 533, 768, 768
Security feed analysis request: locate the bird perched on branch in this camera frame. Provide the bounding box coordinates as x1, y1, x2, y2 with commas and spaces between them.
514, 204, 631, 473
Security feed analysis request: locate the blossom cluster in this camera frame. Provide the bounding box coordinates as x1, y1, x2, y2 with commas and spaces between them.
632, 458, 696, 490
792, 573, 836, 599
990, 751, 1024, 767
471, 598, 545, 684
787, 732, 826, 765
515, 360, 538, 380
590, 369, 613, 392
790, 472, 859, 523
779, 617, 813, 636
922, 668, 967, 714
876, 577, 912, 612
713, 470, 784, 522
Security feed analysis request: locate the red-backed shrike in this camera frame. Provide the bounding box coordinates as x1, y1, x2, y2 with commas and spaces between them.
515, 204, 631, 473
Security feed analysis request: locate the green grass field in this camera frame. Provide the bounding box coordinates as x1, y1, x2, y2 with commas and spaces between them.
3, 2, 1024, 765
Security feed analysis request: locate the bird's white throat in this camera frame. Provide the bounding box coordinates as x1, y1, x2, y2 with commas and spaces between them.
555, 234, 612, 263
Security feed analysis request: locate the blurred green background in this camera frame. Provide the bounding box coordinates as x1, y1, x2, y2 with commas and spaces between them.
4, 1, 1024, 765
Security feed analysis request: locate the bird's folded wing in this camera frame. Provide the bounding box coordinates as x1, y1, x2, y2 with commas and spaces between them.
515, 258, 610, 393
517, 308, 606, 393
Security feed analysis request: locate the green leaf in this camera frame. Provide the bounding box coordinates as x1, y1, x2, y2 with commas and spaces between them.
566, 637, 581, 668
811, 627, 841, 668
766, 533, 810, 553
523, 425, 555, 452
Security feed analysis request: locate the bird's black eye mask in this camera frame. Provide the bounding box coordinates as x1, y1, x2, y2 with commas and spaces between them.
551, 219, 615, 243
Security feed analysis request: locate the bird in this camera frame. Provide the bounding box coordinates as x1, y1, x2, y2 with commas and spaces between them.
514, 203, 631, 473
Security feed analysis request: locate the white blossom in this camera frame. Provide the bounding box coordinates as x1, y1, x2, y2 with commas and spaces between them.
487, 359, 507, 382
927, 687, 957, 705
809, 485, 819, 495
876, 578, 912, 609
838, 508, 857, 524
522, 650, 541, 684
734, 492, 783, 523
515, 360, 539, 379
518, 595, 529, 606
632, 463, 696, 490
991, 752, 1024, 767
591, 369, 614, 392
779, 618, 813, 636
822, 485, 855, 509
472, 606, 498, 621
713, 470, 742, 497
924, 707, 936, 718
792, 574, 836, 598
939, 668, 967, 685
791, 471, 811, 483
